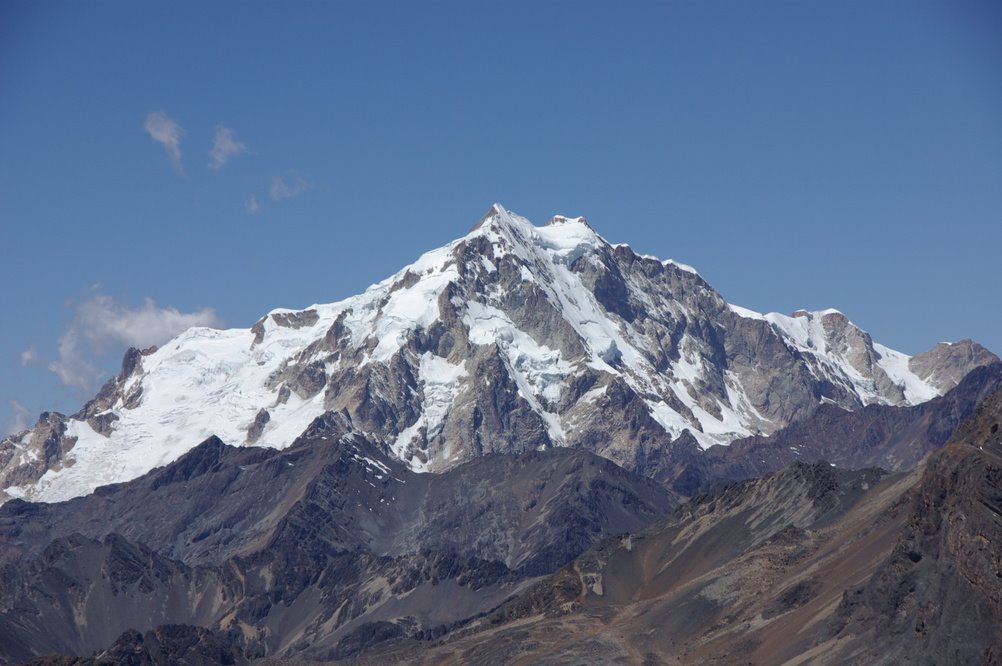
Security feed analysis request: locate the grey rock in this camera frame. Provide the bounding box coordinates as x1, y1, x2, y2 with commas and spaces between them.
270, 308, 319, 330
0, 413, 76, 498
823, 387, 1002, 664
290, 360, 327, 399
0, 427, 676, 662
246, 409, 270, 443
86, 411, 119, 437
660, 361, 1002, 495
909, 338, 998, 392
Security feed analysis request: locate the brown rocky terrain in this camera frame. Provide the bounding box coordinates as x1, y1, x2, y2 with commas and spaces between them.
11, 388, 1001, 664
341, 388, 1002, 664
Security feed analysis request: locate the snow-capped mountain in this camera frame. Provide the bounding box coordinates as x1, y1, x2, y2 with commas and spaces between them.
1, 204, 996, 503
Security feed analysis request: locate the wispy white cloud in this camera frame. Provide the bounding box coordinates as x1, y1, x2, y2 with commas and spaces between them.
48, 328, 103, 391
246, 195, 260, 214
269, 174, 307, 200
144, 111, 185, 173
20, 346, 38, 366
6, 400, 32, 435
209, 125, 249, 170
47, 294, 223, 391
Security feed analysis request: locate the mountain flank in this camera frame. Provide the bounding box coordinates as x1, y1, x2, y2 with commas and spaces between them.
351, 388, 1002, 664
0, 422, 675, 663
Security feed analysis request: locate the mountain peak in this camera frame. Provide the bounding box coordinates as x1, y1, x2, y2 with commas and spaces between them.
2, 204, 996, 505
464, 204, 604, 268
469, 202, 519, 231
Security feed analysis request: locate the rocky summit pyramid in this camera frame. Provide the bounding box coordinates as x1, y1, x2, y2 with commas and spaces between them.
1, 204, 996, 503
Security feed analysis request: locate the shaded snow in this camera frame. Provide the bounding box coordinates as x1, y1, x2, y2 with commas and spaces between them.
873, 343, 940, 403
391, 353, 468, 469
728, 304, 766, 321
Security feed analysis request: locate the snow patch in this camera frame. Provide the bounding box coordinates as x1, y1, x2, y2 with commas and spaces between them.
390, 353, 467, 472
664, 259, 699, 275
873, 343, 940, 403
464, 303, 570, 405
728, 304, 766, 321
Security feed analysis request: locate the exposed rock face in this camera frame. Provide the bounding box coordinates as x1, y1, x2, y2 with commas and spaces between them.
909, 338, 998, 393
0, 533, 234, 662
0, 412, 76, 493
659, 361, 1002, 494
2, 205, 996, 504
822, 387, 1002, 664
245, 409, 270, 443
96, 625, 246, 666
0, 346, 155, 501
74, 345, 154, 421
0, 428, 676, 663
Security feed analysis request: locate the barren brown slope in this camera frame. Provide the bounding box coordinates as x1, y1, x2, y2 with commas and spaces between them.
334, 463, 915, 665
344, 390, 1002, 665
811, 386, 1002, 665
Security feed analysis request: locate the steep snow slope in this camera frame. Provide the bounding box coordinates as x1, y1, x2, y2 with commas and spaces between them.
1, 205, 996, 503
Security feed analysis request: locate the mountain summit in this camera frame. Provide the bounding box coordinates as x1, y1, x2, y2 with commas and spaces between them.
2, 205, 996, 503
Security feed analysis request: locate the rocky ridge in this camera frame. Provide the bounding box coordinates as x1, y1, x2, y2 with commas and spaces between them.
660, 360, 1002, 494
0, 423, 676, 663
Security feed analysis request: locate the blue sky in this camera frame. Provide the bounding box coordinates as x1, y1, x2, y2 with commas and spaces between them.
2, 1, 1000, 435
